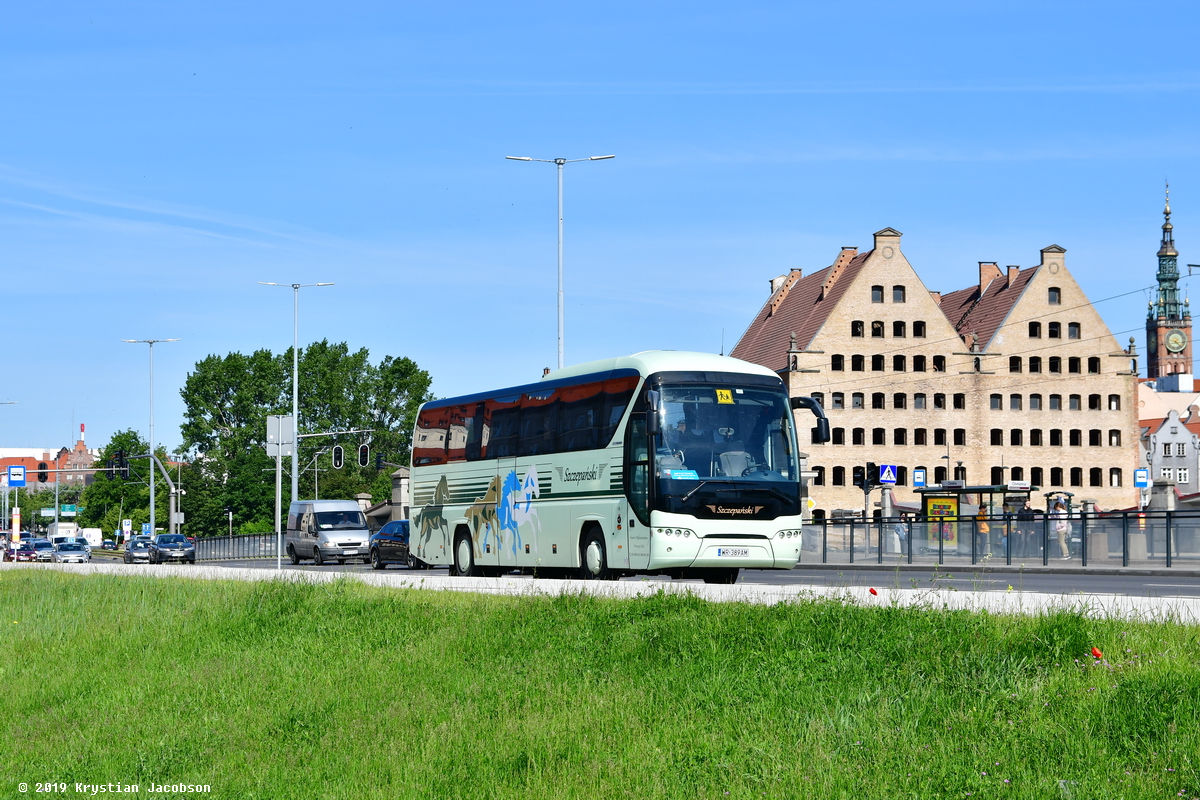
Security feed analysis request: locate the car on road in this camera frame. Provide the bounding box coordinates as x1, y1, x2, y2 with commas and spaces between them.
32, 539, 54, 562
101, 540, 117, 551
52, 542, 90, 563
285, 500, 371, 566
148, 534, 196, 564
8, 542, 39, 562
369, 520, 413, 570
124, 540, 151, 564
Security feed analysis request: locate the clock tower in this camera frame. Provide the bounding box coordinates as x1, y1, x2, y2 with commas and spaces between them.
1147, 186, 1192, 378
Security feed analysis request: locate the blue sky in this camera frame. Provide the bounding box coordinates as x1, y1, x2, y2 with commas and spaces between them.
2, 1, 1197, 452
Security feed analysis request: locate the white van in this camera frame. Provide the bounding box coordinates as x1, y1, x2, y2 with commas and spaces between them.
285, 500, 371, 565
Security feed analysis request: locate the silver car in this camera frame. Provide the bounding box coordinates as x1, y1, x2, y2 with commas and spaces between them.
52, 542, 90, 563
32, 539, 54, 562
124, 540, 151, 563
149, 533, 196, 564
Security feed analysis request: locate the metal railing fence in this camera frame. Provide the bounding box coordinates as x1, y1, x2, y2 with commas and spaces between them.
195, 533, 280, 562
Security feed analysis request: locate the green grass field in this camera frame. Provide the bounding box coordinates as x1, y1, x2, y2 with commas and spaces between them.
1, 570, 1197, 800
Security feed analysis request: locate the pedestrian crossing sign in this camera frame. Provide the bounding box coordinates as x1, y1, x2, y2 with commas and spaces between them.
879, 464, 897, 484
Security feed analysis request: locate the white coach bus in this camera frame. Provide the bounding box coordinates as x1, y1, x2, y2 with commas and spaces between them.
409, 351, 829, 583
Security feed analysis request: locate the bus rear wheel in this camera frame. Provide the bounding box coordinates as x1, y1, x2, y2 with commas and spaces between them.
579, 528, 613, 580
453, 533, 476, 577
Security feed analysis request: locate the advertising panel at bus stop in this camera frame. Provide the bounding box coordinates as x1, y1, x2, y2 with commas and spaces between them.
924, 496, 958, 548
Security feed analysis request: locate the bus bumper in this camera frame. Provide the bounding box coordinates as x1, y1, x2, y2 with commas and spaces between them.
648, 532, 801, 570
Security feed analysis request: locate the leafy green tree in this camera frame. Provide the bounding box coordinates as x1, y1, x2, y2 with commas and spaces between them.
78, 430, 171, 537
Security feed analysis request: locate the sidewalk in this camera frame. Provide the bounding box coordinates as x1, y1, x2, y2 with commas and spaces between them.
795, 560, 1200, 578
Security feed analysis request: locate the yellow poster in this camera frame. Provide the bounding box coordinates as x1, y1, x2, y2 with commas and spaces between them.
715, 389, 733, 404
926, 497, 958, 548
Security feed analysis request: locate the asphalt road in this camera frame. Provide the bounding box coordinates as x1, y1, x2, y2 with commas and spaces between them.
178, 558, 1200, 597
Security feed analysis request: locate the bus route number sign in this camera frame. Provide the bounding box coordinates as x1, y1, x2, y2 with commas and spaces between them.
715, 389, 733, 404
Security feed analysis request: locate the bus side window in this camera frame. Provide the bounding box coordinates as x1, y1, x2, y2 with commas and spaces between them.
464, 402, 485, 461
625, 413, 651, 525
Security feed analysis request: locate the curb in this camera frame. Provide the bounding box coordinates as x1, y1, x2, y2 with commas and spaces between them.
793, 562, 1200, 578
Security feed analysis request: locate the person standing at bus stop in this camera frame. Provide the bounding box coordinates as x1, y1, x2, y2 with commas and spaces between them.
1016, 499, 1036, 557
1051, 500, 1070, 559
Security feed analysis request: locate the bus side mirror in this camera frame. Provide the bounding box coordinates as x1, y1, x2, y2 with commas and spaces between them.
790, 396, 830, 443
813, 418, 831, 444
645, 390, 661, 436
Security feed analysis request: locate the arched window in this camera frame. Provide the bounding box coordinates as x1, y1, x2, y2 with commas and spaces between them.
893, 393, 907, 409
893, 428, 907, 445
1069, 429, 1082, 446
953, 429, 966, 446
896, 466, 908, 485
1031, 467, 1044, 486
833, 466, 846, 485
914, 428, 927, 445
852, 393, 864, 408
1109, 468, 1122, 487
1088, 357, 1101, 374
852, 428, 865, 445
933, 355, 946, 372
1089, 429, 1102, 447
1010, 394, 1022, 410
1068, 322, 1081, 339
1048, 322, 1061, 338
1049, 357, 1062, 373
1029, 356, 1042, 373
872, 392, 885, 409
1108, 394, 1121, 410
872, 354, 884, 371
1030, 394, 1042, 410
872, 428, 886, 445
913, 321, 927, 338
1029, 321, 1042, 338
1070, 467, 1083, 486
851, 320, 864, 337
953, 393, 966, 409
1088, 394, 1101, 410
953, 465, 967, 481
1050, 429, 1063, 446
974, 357, 982, 372
812, 466, 825, 486
934, 465, 947, 484
1011, 429, 1023, 446
831, 392, 844, 409
1049, 394, 1062, 410
1009, 356, 1022, 373
893, 355, 907, 371
934, 428, 947, 446
991, 429, 1003, 445
1030, 429, 1043, 446
913, 355, 927, 372
871, 285, 884, 303
851, 355, 865, 371
1050, 467, 1063, 487
893, 285, 906, 303
1069, 357, 1081, 373
934, 393, 946, 409
1069, 394, 1081, 410
831, 354, 845, 371
990, 394, 1003, 410
1011, 466, 1024, 481
871, 321, 885, 338
1048, 287, 1061, 305
1089, 467, 1102, 487
832, 428, 845, 445
1109, 430, 1121, 447
991, 466, 1005, 484
893, 321, 906, 337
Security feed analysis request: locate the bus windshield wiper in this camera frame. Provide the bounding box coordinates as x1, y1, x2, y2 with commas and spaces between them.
681, 479, 739, 502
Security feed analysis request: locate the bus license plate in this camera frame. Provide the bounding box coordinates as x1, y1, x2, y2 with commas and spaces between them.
717, 547, 749, 558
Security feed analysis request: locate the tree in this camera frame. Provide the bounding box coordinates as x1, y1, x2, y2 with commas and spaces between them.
78, 430, 170, 537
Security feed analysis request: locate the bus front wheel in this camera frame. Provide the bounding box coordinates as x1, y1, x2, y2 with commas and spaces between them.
453, 533, 476, 577
579, 528, 613, 580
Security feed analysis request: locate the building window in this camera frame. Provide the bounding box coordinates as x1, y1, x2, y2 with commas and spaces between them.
914, 393, 927, 409
872, 428, 886, 445
1050, 394, 1062, 410
1180, 468, 1191, 484
1070, 467, 1083, 487
1108, 394, 1121, 411
893, 285, 906, 303
1161, 467, 1174, 480
1030, 394, 1042, 410
915, 428, 927, 445
1009, 356, 1022, 373
893, 354, 907, 372
1109, 468, 1122, 487
852, 393, 864, 409
991, 466, 1005, 484
852, 428, 865, 445
933, 355, 946, 372
872, 392, 886, 410
1088, 357, 1101, 374
894, 428, 907, 445
1069, 429, 1082, 446
833, 466, 846, 485
1164, 443, 1172, 457
1089, 467, 1102, 487
1089, 429, 1101, 447
1009, 394, 1022, 411
1050, 467, 1064, 487
893, 321, 906, 338
1030, 429, 1043, 446
1011, 467, 1024, 481
852, 355, 865, 371
991, 428, 1003, 445
1031, 467, 1044, 486
1068, 357, 1081, 374
811, 393, 825, 409
831, 354, 845, 371
1011, 429, 1023, 446
1108, 430, 1121, 447
851, 320, 864, 337
953, 428, 966, 446
974, 357, 982, 373
913, 321, 927, 338
872, 285, 884, 303
1049, 322, 1061, 339
1178, 443, 1187, 457
990, 394, 1002, 410
871, 321, 885, 338
934, 466, 947, 484
1050, 429, 1063, 446
832, 427, 845, 445
1068, 394, 1082, 411
1049, 357, 1062, 373
934, 393, 946, 409
954, 465, 967, 481
831, 392, 844, 409
1029, 321, 1042, 338
897, 466, 908, 486
1048, 287, 1061, 305
1029, 356, 1042, 373
893, 393, 907, 409
953, 394, 966, 410
1068, 322, 1081, 339
1088, 394, 1101, 410
871, 354, 884, 371
811, 466, 825, 486
934, 428, 947, 446
913, 355, 927, 372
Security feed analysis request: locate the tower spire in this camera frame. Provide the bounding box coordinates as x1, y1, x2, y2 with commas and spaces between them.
1160, 180, 1178, 257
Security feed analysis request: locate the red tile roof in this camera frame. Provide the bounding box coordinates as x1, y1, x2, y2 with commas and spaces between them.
939, 267, 1039, 349
731, 249, 872, 371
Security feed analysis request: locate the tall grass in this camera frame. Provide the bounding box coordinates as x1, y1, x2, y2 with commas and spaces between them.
1, 571, 1197, 799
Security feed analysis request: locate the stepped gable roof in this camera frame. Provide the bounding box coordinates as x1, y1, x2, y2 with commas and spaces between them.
731, 249, 872, 372
938, 266, 1039, 349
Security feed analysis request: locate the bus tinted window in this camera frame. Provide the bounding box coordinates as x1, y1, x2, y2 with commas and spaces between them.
485, 395, 522, 458
412, 406, 450, 466
519, 390, 558, 456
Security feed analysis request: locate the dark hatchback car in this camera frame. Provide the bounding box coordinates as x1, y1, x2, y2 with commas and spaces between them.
124, 540, 151, 564
369, 520, 412, 570
148, 534, 196, 564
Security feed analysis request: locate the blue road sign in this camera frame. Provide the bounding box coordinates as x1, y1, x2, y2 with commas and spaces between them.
142, 523, 151, 535
878, 464, 898, 484
1134, 468, 1150, 489
912, 468, 926, 488
7, 465, 26, 487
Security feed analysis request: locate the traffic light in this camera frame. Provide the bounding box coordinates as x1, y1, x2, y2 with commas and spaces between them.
358, 444, 370, 468
375, 452, 384, 470
332, 445, 344, 470
117, 450, 129, 479
37, 462, 48, 483
866, 462, 880, 487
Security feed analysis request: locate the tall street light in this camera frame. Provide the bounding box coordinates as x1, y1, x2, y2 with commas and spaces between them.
259, 282, 334, 505
506, 154, 615, 369
122, 338, 179, 535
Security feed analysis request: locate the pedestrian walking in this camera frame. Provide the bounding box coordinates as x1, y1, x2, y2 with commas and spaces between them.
1051, 500, 1070, 560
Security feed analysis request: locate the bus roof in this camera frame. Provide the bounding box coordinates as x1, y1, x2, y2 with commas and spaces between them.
422, 351, 781, 411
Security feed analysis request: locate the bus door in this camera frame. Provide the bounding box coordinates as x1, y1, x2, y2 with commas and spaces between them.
624, 410, 651, 569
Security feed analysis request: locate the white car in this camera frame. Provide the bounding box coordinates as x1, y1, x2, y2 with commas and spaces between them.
52, 542, 90, 563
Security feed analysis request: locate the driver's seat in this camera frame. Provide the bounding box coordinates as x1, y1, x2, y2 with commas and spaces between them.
718, 446, 754, 476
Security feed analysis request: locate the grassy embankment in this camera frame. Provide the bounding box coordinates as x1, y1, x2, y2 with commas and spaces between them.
1, 570, 1197, 799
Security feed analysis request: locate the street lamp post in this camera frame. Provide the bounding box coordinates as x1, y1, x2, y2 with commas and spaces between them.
122, 339, 179, 536
506, 154, 614, 369
259, 282, 334, 506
